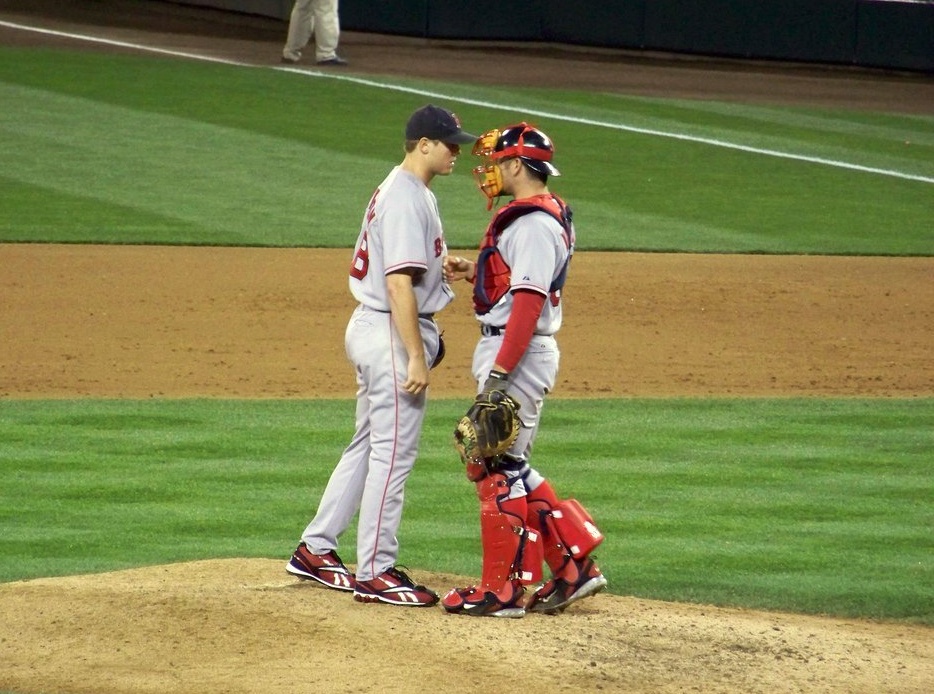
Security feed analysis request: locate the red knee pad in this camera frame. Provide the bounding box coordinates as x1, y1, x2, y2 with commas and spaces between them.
465, 458, 487, 482
552, 499, 604, 559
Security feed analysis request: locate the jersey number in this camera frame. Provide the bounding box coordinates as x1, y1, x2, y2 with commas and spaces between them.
350, 232, 369, 280
350, 188, 380, 280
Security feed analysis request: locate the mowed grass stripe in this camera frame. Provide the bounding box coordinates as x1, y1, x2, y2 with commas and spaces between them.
1, 47, 932, 252
1, 398, 931, 622
3, 21, 932, 183
0, 81, 384, 245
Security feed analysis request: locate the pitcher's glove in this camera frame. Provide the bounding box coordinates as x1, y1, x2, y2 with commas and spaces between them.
454, 370, 521, 465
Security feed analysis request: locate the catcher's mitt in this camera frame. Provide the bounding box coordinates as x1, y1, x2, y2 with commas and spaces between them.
453, 390, 521, 465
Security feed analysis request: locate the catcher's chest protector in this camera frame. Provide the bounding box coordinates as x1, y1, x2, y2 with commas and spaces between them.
473, 194, 573, 315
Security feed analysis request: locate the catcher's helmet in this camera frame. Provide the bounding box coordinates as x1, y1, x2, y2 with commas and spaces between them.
472, 122, 560, 208
491, 123, 561, 177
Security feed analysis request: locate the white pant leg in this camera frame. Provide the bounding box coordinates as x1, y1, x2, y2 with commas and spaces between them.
311, 0, 341, 61
301, 382, 370, 552
301, 311, 376, 552
472, 334, 559, 441
472, 333, 559, 498
342, 308, 436, 581
283, 0, 314, 59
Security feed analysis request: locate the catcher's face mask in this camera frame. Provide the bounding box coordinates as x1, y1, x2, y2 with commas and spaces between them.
472, 128, 505, 210
472, 123, 561, 210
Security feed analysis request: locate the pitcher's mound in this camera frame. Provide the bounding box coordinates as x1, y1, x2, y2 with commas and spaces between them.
1, 558, 931, 693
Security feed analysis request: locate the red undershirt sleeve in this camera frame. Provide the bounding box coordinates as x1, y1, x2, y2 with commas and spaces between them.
495, 289, 547, 373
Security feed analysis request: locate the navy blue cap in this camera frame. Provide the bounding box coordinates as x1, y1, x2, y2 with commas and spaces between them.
405, 105, 477, 145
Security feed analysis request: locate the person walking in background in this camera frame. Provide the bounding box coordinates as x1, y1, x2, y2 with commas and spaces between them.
286, 105, 477, 607
281, 0, 346, 65
440, 122, 607, 618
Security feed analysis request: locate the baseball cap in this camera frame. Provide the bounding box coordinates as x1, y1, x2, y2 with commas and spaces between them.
405, 104, 477, 145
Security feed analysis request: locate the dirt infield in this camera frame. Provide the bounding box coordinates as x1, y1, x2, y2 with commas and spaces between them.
2, 245, 932, 400
0, 2, 932, 693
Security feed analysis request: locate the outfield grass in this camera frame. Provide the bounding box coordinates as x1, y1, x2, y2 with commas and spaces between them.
1, 47, 932, 253
1, 398, 931, 624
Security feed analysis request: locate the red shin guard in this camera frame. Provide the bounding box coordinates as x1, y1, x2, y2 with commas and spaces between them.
553, 498, 604, 558
527, 480, 604, 574
526, 480, 568, 572
476, 474, 539, 596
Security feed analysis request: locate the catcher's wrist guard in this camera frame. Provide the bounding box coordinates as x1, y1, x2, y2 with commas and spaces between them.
482, 369, 509, 395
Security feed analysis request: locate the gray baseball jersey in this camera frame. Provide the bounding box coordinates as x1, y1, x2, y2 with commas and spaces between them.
302, 165, 452, 581
472, 204, 575, 496
478, 210, 569, 334
349, 166, 454, 313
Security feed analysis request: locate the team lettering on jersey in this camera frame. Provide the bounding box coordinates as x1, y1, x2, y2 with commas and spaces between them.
350, 186, 445, 280
473, 194, 574, 315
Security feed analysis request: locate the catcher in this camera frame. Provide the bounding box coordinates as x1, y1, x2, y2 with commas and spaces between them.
442, 123, 607, 618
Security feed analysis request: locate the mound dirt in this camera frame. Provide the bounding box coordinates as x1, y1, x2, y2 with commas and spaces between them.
2, 560, 932, 694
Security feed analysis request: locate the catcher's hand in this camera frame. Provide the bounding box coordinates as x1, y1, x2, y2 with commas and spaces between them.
454, 379, 521, 466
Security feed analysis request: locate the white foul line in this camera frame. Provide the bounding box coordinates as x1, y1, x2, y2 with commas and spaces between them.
3, 19, 932, 185
289, 70, 934, 185
0, 20, 252, 66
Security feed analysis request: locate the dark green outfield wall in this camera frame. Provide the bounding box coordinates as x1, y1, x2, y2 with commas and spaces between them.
164, 0, 934, 72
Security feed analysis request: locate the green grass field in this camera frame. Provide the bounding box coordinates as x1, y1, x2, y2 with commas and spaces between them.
1, 398, 931, 623
1, 47, 932, 252
1, 45, 932, 625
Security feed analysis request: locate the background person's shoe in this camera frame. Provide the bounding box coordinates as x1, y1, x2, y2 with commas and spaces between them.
286, 543, 355, 592
353, 567, 438, 606
316, 56, 348, 66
